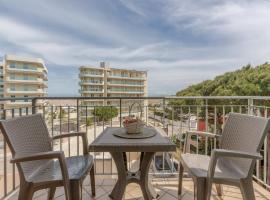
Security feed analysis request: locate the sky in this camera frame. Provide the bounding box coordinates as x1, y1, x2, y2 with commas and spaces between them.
0, 0, 270, 96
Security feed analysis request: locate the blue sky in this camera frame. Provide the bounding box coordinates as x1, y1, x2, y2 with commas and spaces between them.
0, 0, 270, 96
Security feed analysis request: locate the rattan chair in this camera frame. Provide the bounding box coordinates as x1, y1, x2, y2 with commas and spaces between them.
0, 114, 95, 200
178, 113, 270, 200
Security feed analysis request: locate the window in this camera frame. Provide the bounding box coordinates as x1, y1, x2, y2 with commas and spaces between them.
10, 62, 16, 68
10, 85, 15, 91
24, 95, 28, 102
10, 74, 15, 80
11, 95, 15, 102
23, 63, 28, 69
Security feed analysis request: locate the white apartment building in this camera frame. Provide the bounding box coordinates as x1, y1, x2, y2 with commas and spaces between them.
79, 62, 147, 116
0, 55, 48, 109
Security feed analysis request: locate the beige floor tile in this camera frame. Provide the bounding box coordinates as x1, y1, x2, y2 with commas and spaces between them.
159, 193, 177, 200
6, 175, 270, 200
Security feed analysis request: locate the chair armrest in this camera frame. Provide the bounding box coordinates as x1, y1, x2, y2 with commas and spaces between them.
10, 151, 70, 196
186, 131, 218, 138
184, 131, 219, 153
211, 149, 262, 160
52, 132, 88, 155
10, 151, 65, 163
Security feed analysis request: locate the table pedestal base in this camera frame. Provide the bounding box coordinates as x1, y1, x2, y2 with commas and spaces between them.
109, 152, 158, 200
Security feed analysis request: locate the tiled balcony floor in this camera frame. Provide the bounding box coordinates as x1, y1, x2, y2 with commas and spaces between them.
7, 175, 270, 200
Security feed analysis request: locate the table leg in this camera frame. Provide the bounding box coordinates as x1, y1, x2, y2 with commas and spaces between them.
109, 151, 157, 200
109, 152, 127, 200
139, 152, 158, 200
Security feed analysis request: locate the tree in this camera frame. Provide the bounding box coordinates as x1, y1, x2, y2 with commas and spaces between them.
93, 106, 118, 122
59, 109, 67, 119
172, 63, 270, 107
86, 117, 93, 126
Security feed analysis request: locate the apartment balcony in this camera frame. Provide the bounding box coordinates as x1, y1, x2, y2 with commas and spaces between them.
79, 81, 104, 86
43, 74, 48, 81
1, 96, 270, 200
79, 73, 104, 78
107, 89, 145, 94
79, 89, 104, 94
4, 100, 46, 109
4, 101, 32, 108
108, 75, 146, 80
6, 67, 46, 75
6, 89, 46, 95
5, 78, 47, 85
107, 82, 145, 87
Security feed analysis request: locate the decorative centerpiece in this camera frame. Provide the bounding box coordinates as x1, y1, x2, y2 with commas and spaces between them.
113, 102, 156, 139
123, 117, 144, 134
123, 102, 145, 134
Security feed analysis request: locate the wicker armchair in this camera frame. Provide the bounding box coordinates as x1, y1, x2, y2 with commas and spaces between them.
178, 113, 270, 200
0, 114, 95, 200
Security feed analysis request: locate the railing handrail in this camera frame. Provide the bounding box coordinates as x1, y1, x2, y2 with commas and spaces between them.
1, 95, 270, 102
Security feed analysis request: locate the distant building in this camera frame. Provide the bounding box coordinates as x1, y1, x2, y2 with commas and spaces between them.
79, 62, 147, 117
0, 55, 48, 109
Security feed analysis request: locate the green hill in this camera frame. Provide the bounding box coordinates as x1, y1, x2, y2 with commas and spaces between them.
176, 63, 270, 97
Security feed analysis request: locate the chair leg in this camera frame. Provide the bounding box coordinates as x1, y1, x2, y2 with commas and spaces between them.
90, 167, 96, 196
70, 180, 82, 200
18, 184, 34, 200
215, 184, 222, 197
178, 162, 184, 198
63, 180, 71, 200
47, 187, 56, 200
240, 178, 255, 200
194, 178, 206, 200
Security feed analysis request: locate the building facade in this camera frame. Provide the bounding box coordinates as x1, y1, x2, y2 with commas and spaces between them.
0, 55, 48, 109
79, 62, 147, 116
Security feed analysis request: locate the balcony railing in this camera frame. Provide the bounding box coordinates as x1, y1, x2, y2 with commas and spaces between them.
0, 96, 270, 199
79, 81, 104, 85
108, 75, 146, 80
79, 73, 104, 78
6, 89, 46, 94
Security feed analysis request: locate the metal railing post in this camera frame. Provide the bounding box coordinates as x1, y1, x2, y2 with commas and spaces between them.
248, 98, 254, 115
76, 99, 80, 155
120, 98, 122, 127
162, 98, 166, 128
205, 99, 208, 155
3, 110, 7, 196
32, 98, 37, 114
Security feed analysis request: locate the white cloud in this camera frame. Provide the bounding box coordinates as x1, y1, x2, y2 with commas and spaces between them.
0, 17, 48, 42
0, 0, 270, 95
119, 0, 146, 17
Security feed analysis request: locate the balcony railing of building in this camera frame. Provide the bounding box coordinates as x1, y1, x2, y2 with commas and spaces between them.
0, 96, 270, 199
107, 88, 144, 93
6, 67, 45, 74
8, 63, 38, 71
108, 75, 146, 80
6, 89, 46, 94
79, 72, 104, 77
79, 81, 104, 85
